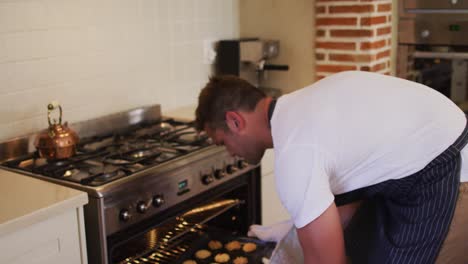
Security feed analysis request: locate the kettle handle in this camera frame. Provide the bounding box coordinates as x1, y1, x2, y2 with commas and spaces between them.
47, 101, 62, 126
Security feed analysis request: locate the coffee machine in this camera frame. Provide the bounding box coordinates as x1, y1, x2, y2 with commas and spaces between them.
215, 38, 288, 97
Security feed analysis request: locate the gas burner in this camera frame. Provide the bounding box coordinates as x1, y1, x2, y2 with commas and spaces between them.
62, 167, 90, 182
11, 156, 48, 171
133, 122, 175, 138
48, 159, 70, 167
89, 163, 119, 175
118, 140, 161, 152
88, 170, 127, 186
69, 163, 130, 186
86, 165, 127, 185
80, 136, 120, 153
176, 131, 209, 145
104, 147, 162, 166
128, 148, 161, 160
148, 151, 180, 164
164, 128, 210, 146
16, 155, 71, 171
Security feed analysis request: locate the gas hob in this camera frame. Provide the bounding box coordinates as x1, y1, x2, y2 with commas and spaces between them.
2, 119, 211, 187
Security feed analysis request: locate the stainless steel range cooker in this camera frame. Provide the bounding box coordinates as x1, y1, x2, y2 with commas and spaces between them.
0, 105, 263, 264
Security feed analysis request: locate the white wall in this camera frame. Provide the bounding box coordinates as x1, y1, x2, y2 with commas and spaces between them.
261, 149, 290, 225
0, 0, 239, 141
239, 0, 315, 93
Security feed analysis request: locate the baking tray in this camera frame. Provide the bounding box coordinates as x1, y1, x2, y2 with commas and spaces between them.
175, 230, 276, 264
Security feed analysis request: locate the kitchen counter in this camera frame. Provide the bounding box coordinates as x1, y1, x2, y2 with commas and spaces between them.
0, 169, 88, 236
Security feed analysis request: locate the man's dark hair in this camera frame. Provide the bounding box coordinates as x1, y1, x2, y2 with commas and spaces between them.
195, 75, 266, 131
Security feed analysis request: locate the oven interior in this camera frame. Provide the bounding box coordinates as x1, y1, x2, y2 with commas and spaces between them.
108, 172, 272, 264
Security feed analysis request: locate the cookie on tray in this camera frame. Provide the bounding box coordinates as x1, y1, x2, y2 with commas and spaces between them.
208, 240, 223, 250
183, 260, 197, 264
225, 240, 241, 251
242, 242, 257, 253
214, 253, 230, 263
195, 249, 211, 260
233, 256, 249, 264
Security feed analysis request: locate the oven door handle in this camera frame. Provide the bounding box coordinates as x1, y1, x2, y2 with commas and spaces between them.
413, 51, 468, 60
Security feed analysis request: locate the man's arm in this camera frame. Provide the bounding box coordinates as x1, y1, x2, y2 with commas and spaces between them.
297, 202, 346, 264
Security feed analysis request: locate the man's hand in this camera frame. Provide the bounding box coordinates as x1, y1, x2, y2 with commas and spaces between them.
297, 202, 346, 264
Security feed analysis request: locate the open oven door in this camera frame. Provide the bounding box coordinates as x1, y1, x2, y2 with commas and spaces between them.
107, 172, 274, 264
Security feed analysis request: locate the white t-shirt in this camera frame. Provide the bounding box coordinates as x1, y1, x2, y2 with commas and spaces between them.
271, 71, 468, 228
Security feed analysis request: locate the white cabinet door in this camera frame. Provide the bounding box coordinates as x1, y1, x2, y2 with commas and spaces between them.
0, 207, 87, 264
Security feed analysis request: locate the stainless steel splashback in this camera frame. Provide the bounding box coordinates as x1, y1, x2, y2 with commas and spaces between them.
0, 105, 161, 162
69, 104, 161, 138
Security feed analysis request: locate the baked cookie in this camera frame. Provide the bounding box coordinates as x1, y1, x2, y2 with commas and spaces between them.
242, 242, 257, 253
208, 240, 223, 250
233, 256, 249, 264
183, 260, 197, 264
195, 249, 211, 260
214, 253, 230, 263
224, 240, 241, 251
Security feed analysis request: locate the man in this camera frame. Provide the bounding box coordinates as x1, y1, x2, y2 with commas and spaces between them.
195, 71, 468, 264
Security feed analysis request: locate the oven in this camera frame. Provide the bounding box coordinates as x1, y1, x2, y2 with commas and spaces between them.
107, 170, 262, 264
0, 105, 270, 264
397, 0, 468, 110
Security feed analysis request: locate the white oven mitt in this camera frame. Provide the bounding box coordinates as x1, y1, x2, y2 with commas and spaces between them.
247, 219, 293, 242
248, 220, 304, 264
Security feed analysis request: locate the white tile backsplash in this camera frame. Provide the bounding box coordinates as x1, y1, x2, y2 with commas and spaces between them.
0, 1, 49, 33
0, 0, 239, 141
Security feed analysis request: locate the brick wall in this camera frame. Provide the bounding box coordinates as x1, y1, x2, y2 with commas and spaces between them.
315, 0, 392, 80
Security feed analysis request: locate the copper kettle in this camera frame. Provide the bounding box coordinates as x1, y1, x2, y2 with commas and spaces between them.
34, 102, 79, 160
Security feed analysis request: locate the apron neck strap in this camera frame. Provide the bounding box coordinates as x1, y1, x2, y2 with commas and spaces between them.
268, 99, 277, 128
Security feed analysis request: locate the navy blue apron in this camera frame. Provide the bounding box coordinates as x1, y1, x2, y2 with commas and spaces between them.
336, 120, 468, 264
268, 99, 468, 263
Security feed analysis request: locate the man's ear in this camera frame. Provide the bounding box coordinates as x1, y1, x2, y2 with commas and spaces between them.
225, 111, 245, 133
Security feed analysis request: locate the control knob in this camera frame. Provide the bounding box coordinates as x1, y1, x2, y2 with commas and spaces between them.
226, 164, 237, 174
202, 174, 215, 185
152, 195, 165, 208
137, 201, 148, 213
237, 160, 248, 169
214, 169, 226, 179
119, 209, 132, 222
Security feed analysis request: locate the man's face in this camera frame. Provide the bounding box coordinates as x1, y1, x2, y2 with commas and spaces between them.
205, 125, 266, 165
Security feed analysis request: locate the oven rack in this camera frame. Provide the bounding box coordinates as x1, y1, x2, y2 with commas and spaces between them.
118, 199, 243, 264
